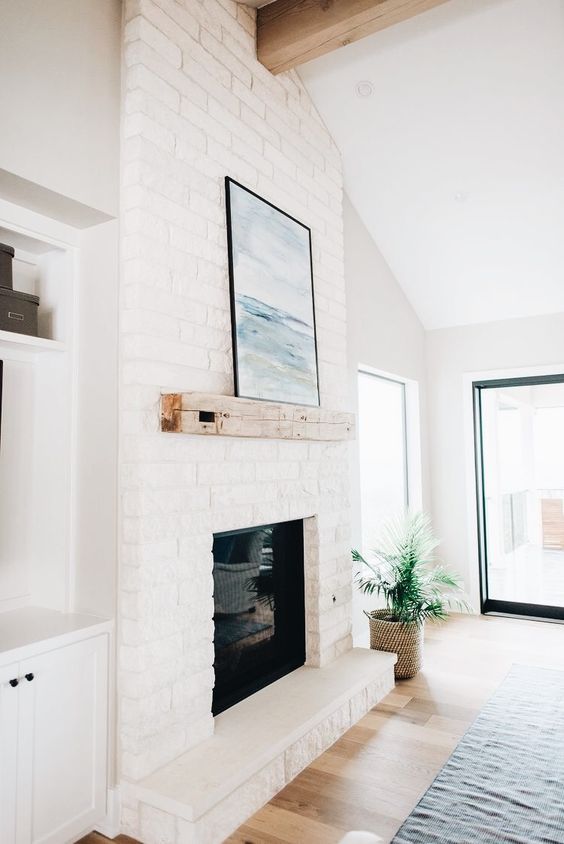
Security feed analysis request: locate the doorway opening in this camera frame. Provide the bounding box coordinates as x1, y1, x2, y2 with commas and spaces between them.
474, 373, 564, 620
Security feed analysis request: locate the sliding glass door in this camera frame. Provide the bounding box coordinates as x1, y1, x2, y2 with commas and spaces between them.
474, 374, 564, 620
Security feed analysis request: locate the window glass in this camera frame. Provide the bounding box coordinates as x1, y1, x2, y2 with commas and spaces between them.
358, 371, 408, 550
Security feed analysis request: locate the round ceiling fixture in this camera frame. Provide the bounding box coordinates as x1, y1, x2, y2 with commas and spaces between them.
454, 191, 469, 203
356, 80, 373, 98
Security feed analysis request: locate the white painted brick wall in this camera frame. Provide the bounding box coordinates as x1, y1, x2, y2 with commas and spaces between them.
120, 0, 351, 785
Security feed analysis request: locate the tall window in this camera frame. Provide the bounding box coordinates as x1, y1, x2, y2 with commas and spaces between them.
358, 371, 409, 550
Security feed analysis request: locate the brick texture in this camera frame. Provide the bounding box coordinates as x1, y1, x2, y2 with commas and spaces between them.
119, 0, 351, 788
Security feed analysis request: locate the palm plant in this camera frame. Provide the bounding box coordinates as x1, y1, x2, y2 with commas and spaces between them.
353, 512, 470, 627
246, 570, 275, 610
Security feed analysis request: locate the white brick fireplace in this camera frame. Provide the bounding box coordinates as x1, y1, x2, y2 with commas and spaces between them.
118, 1, 395, 840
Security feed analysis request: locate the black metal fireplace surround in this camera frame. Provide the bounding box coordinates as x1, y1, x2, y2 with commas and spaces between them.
212, 519, 306, 715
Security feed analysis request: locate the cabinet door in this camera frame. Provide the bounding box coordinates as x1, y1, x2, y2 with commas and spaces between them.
0, 661, 20, 842
17, 635, 108, 844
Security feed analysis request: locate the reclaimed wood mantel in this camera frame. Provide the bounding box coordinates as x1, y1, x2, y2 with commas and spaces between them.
160, 393, 355, 441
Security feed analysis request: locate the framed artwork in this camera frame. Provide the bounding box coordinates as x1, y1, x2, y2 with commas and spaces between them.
225, 177, 320, 407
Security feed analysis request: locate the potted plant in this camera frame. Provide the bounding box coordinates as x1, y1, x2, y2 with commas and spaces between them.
352, 512, 469, 679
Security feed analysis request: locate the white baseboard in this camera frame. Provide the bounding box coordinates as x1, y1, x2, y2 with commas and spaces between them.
94, 787, 121, 839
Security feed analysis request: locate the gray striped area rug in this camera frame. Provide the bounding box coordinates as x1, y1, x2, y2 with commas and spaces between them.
392, 664, 564, 843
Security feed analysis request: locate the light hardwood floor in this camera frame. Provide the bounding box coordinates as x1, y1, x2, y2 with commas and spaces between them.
81, 614, 564, 844
78, 836, 137, 844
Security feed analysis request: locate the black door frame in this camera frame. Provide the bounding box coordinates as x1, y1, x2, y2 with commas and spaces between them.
473, 373, 564, 621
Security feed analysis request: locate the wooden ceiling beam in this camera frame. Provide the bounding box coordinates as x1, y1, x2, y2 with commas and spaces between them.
257, 0, 451, 74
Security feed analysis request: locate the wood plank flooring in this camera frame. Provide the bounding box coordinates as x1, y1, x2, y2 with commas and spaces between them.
228, 614, 564, 843
81, 614, 564, 844
78, 836, 137, 844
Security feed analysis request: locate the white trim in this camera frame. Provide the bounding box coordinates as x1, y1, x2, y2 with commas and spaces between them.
462, 362, 564, 610
0, 198, 80, 249
66, 241, 81, 613
405, 379, 423, 512
94, 786, 121, 839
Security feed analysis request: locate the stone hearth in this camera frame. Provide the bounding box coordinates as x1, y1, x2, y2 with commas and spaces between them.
121, 649, 395, 843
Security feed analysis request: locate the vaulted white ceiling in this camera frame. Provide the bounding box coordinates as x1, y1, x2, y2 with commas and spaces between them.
299, 0, 564, 329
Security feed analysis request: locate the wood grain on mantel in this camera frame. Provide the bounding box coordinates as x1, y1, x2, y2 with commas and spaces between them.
161, 393, 355, 441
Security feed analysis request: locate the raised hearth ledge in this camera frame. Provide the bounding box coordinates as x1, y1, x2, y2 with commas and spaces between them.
160, 392, 355, 440
120, 648, 395, 844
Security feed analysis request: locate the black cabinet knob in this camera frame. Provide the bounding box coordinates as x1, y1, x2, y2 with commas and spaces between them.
25, 673, 34, 682
9, 678, 18, 687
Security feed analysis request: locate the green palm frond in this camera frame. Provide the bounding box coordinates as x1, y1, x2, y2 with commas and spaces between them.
353, 512, 472, 628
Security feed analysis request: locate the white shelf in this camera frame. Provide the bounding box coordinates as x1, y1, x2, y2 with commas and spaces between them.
0, 606, 112, 666
0, 330, 66, 355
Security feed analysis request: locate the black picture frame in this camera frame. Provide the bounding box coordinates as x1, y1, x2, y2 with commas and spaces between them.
225, 177, 320, 407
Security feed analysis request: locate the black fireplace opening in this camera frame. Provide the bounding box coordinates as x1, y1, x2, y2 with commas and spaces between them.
212, 519, 306, 716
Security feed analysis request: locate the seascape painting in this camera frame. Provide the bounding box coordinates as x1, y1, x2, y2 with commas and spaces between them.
225, 178, 320, 406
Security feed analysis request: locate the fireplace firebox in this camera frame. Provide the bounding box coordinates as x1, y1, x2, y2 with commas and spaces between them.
212, 519, 306, 715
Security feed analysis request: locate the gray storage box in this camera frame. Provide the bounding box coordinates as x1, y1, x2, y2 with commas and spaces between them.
0, 288, 39, 336
0, 242, 15, 290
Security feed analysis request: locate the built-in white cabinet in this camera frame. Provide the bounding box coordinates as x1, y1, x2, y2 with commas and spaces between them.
0, 188, 117, 842
0, 610, 111, 844
0, 660, 19, 841
0, 199, 116, 840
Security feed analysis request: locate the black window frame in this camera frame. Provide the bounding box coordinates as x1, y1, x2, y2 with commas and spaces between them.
473, 372, 564, 621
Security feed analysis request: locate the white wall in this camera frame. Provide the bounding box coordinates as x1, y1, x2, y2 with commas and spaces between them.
426, 312, 564, 608
0, 358, 35, 608
0, 0, 121, 221
73, 220, 119, 618
344, 197, 429, 642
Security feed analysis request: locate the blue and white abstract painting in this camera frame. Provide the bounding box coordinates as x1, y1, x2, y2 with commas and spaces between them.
226, 179, 320, 406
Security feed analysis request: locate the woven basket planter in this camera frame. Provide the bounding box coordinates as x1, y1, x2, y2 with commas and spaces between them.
367, 609, 424, 679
